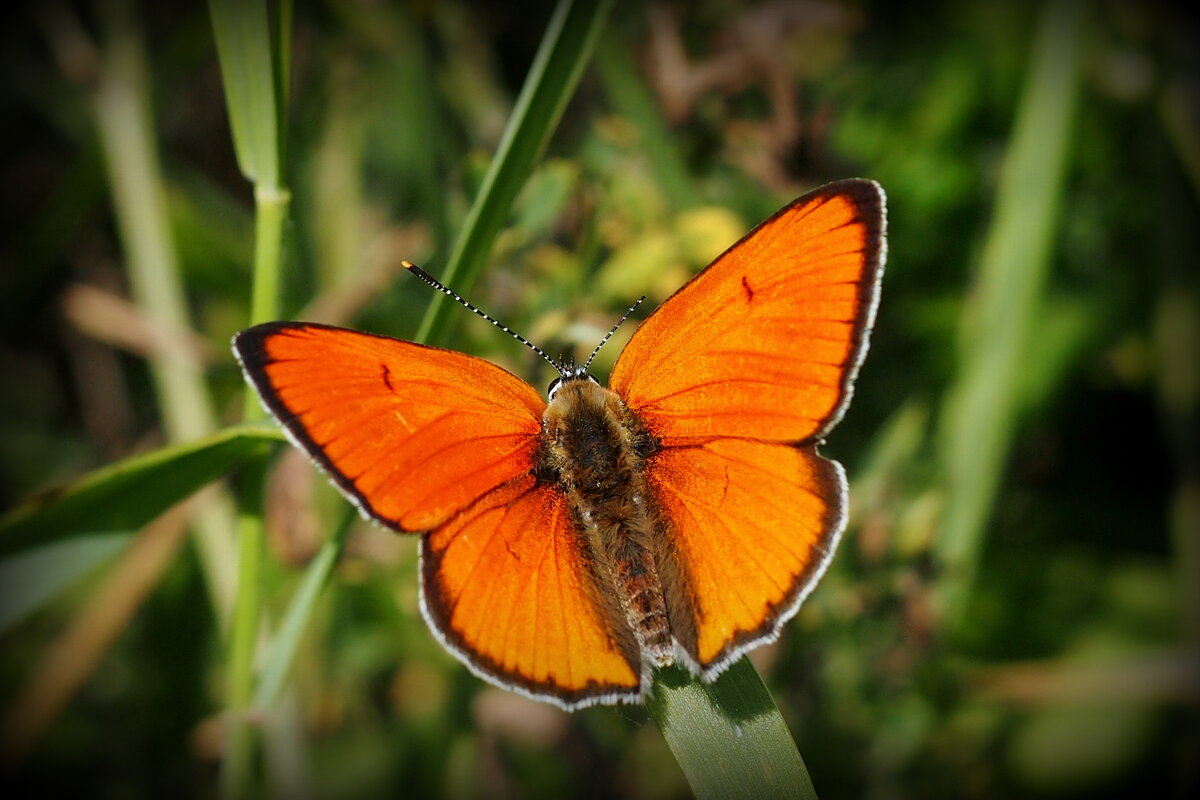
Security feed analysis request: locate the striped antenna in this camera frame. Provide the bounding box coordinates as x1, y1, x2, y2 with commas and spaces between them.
584, 296, 645, 371
403, 261, 564, 374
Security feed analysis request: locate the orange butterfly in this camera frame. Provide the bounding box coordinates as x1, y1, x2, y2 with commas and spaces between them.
234, 179, 887, 710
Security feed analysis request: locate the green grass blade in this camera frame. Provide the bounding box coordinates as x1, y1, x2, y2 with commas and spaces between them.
222, 453, 268, 800
0, 535, 132, 633
935, 0, 1085, 625
647, 659, 818, 800
209, 0, 284, 189
253, 508, 355, 710
209, 3, 293, 795
0, 427, 282, 557
415, 0, 614, 345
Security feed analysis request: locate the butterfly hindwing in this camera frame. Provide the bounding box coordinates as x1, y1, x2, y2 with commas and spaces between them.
645, 439, 845, 672
420, 474, 643, 708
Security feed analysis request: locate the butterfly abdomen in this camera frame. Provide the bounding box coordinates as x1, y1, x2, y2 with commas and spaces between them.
538, 379, 674, 669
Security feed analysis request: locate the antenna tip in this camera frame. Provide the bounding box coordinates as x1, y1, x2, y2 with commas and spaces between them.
401, 260, 417, 270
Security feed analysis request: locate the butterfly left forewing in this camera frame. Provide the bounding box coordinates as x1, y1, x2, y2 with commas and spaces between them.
234, 322, 544, 531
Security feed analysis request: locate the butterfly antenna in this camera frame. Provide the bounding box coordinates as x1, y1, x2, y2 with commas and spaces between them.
404, 261, 564, 374
583, 296, 645, 372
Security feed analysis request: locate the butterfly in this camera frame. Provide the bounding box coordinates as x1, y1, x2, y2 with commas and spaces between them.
234, 178, 887, 710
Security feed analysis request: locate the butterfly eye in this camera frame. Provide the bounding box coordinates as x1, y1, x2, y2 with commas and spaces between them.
547, 377, 563, 400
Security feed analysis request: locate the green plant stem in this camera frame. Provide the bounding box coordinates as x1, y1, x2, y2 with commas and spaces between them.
647, 659, 818, 800
92, 4, 238, 620
415, 0, 613, 346
243, 185, 292, 418
210, 2, 292, 796
934, 0, 1084, 627
222, 460, 267, 800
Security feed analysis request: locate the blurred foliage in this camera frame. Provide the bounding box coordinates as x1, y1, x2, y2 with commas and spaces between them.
1, 0, 1197, 798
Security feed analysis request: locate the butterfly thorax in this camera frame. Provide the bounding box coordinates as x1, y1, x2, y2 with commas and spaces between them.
536, 377, 675, 669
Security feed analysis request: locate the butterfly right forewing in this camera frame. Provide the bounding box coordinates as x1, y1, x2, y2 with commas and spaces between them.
610, 179, 886, 444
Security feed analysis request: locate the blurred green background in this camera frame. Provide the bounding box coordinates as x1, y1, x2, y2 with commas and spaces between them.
1, 0, 1197, 798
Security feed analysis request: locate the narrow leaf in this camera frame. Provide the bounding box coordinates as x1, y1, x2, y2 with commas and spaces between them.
254, 508, 355, 710
935, 0, 1085, 623
647, 659, 818, 800
0, 534, 131, 633
416, 0, 614, 345
209, 0, 283, 188
0, 426, 282, 557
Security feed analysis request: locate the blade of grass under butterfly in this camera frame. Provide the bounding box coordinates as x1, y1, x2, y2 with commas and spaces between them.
647, 659, 818, 800
415, 0, 614, 346
935, 0, 1084, 629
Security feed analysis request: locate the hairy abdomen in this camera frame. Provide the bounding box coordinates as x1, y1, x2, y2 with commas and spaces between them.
537, 380, 673, 668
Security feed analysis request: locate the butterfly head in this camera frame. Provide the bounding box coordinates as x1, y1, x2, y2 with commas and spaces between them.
547, 363, 596, 402
545, 296, 647, 402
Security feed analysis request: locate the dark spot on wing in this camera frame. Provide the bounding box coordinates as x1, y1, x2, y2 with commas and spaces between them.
741, 275, 755, 302
503, 535, 523, 563
380, 363, 395, 392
